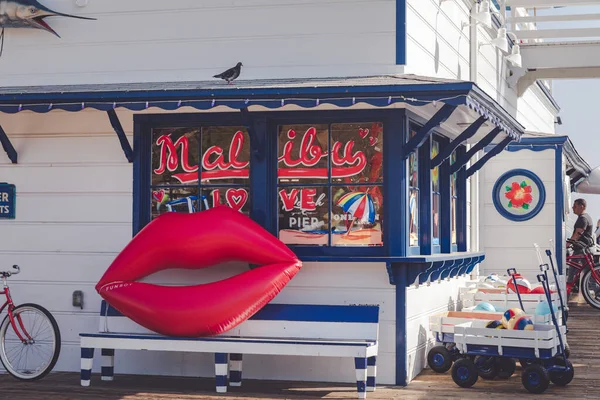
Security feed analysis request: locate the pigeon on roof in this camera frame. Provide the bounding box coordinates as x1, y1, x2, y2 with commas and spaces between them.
213, 62, 243, 85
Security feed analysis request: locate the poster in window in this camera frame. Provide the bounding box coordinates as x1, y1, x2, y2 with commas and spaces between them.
152, 128, 200, 186
331, 122, 383, 184
278, 187, 329, 246
332, 186, 383, 247
201, 127, 250, 185
151, 187, 199, 220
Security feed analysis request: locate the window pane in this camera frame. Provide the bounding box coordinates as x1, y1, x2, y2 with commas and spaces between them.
278, 187, 328, 246
432, 193, 440, 245
151, 187, 198, 220
331, 122, 383, 184
203, 187, 250, 215
278, 124, 329, 183
410, 189, 419, 247
332, 186, 383, 247
201, 126, 250, 185
451, 152, 457, 245
432, 141, 439, 193
451, 197, 457, 245
152, 128, 200, 185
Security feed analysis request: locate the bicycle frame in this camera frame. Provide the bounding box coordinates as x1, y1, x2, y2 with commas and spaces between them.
0, 278, 33, 344
566, 249, 600, 294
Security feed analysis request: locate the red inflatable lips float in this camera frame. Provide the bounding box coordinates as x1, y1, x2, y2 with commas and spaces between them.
96, 206, 302, 337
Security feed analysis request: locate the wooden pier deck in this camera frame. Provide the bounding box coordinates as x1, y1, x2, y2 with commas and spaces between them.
1, 304, 596, 399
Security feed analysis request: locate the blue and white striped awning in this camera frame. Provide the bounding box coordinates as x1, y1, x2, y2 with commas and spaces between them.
0, 74, 525, 141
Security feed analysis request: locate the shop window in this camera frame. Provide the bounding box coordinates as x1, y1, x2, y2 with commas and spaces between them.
431, 138, 440, 248
408, 128, 419, 248
150, 126, 251, 218
277, 122, 384, 247
451, 151, 457, 246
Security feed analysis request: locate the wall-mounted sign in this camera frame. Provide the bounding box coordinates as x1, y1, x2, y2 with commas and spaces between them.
0, 183, 15, 219
492, 169, 545, 222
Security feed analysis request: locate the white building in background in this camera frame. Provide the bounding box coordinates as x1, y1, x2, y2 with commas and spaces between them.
0, 0, 591, 388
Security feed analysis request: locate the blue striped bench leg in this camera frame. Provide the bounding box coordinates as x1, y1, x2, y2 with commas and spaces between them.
367, 356, 376, 392
354, 357, 367, 399
101, 349, 115, 381
229, 353, 243, 387
81, 347, 95, 387
215, 353, 228, 393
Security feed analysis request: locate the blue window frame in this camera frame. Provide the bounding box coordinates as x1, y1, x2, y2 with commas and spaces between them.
408, 124, 420, 255
431, 136, 441, 253
133, 110, 406, 261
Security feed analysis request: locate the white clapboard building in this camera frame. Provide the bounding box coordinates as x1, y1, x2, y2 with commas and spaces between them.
0, 0, 596, 388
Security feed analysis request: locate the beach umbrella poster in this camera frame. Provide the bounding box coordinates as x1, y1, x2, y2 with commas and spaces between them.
336, 191, 376, 225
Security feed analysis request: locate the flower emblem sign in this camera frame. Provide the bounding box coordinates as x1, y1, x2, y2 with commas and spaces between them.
493, 169, 545, 222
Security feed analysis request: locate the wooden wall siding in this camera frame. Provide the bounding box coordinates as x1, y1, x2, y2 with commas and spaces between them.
479, 149, 558, 283
0, 108, 396, 384
406, 0, 556, 133
405, 276, 471, 382
0, 0, 397, 87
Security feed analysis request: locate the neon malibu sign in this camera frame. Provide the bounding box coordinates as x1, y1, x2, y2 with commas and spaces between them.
153, 127, 368, 184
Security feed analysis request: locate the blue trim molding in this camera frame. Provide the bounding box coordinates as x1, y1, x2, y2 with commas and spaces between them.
396, 0, 406, 65
492, 169, 546, 222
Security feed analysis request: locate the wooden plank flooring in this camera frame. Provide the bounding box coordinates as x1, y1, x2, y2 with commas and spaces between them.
1, 304, 596, 399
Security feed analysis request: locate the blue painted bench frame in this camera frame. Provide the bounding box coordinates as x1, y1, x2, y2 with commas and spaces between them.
80, 302, 380, 399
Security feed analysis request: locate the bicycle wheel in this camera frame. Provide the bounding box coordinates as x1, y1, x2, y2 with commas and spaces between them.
0, 303, 61, 380
581, 267, 600, 310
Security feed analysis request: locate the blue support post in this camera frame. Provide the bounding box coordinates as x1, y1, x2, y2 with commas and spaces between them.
465, 136, 513, 178
385, 111, 407, 257
439, 139, 451, 253
450, 127, 501, 175
431, 116, 486, 168
402, 104, 456, 158
456, 146, 467, 252
392, 264, 407, 386
242, 108, 273, 234
0, 124, 17, 164
107, 109, 133, 163
419, 137, 432, 255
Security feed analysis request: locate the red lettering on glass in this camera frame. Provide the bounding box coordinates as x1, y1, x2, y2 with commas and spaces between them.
278, 127, 326, 167
279, 189, 299, 212
301, 189, 317, 211
154, 135, 198, 175
202, 131, 249, 171
211, 190, 221, 207
226, 188, 248, 212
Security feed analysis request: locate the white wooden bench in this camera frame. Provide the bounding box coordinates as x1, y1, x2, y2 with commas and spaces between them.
80, 301, 380, 399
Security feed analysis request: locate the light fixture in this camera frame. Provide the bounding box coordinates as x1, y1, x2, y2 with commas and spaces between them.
489, 27, 509, 53
473, 0, 492, 29
505, 43, 522, 67
461, 0, 492, 30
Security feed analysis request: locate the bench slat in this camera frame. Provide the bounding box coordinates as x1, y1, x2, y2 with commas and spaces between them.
99, 301, 379, 342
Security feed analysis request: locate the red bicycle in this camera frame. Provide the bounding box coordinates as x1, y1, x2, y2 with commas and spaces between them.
566, 238, 600, 309
0, 265, 61, 380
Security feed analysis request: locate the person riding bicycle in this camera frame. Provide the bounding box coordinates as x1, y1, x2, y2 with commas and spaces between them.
567, 198, 596, 286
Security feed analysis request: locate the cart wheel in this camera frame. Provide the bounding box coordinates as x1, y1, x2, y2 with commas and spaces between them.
427, 345, 453, 373
452, 358, 479, 388
474, 356, 498, 380
519, 358, 537, 368
564, 343, 571, 359
522, 364, 550, 394
496, 358, 517, 379
549, 359, 574, 386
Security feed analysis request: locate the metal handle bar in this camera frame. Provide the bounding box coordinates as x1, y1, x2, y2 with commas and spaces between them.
0, 265, 20, 278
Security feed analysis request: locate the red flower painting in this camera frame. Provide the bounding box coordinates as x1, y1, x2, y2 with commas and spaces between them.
505, 181, 533, 209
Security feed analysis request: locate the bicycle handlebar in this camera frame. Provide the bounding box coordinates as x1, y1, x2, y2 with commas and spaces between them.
0, 265, 20, 278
